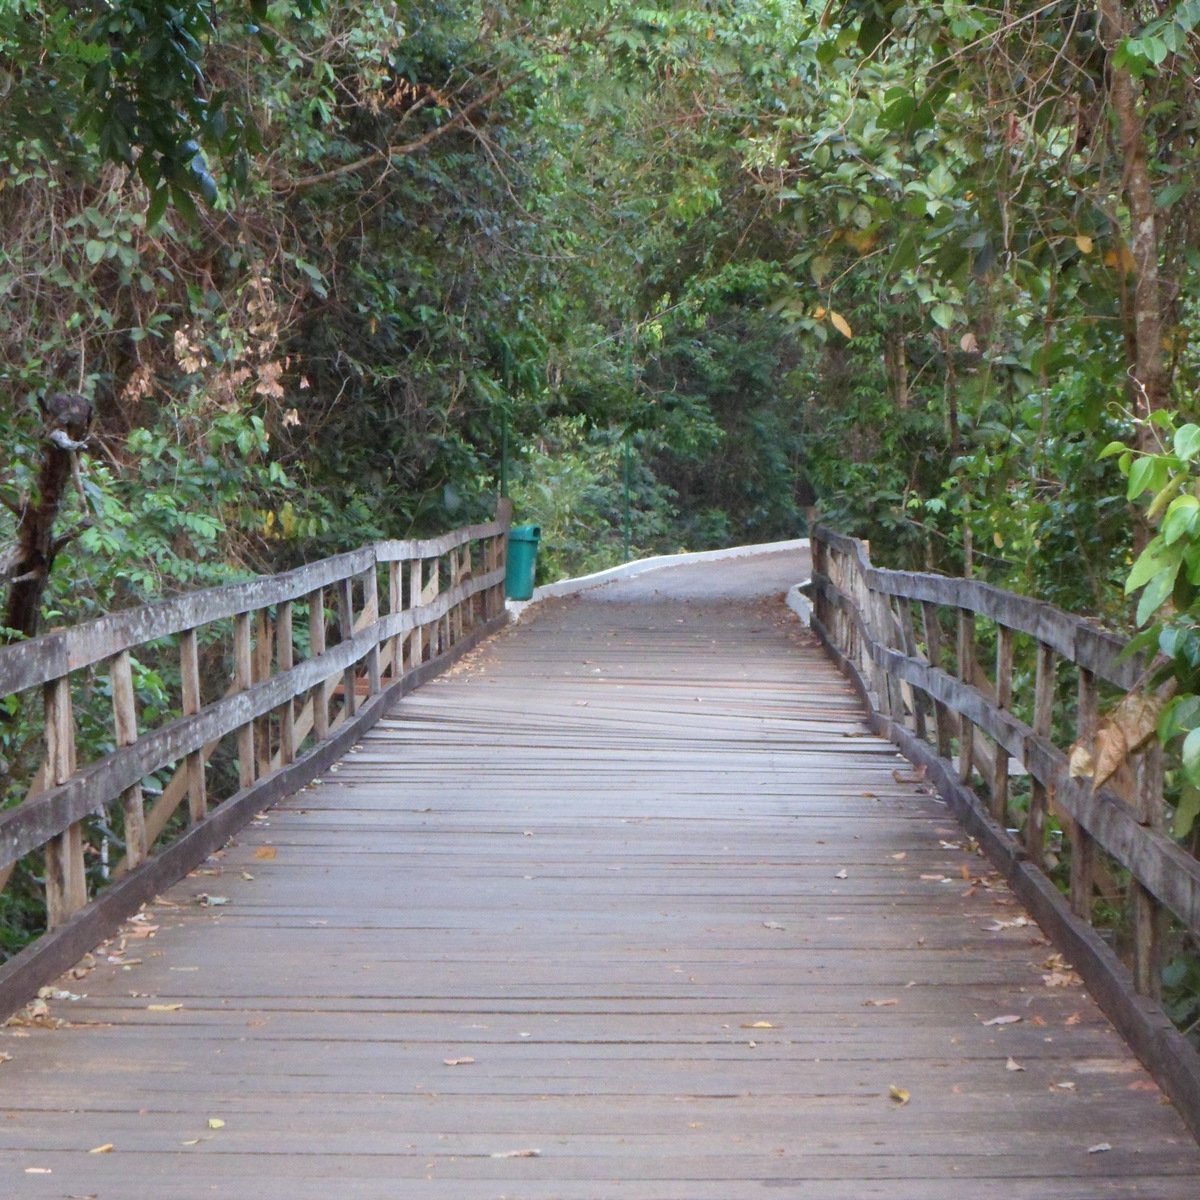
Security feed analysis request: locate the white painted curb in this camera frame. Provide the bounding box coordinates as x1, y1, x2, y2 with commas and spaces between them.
506, 538, 811, 620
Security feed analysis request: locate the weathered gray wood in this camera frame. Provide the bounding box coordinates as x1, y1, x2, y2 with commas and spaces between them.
992, 625, 1014, 825
109, 649, 147, 867
1070, 668, 1098, 919
235, 611, 255, 789
956, 609, 975, 784
309, 586, 330, 741
278, 601, 296, 765
1025, 641, 1055, 866
180, 627, 206, 824
42, 675, 84, 929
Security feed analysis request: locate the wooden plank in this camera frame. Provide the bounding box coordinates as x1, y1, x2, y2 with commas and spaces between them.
1025, 641, 1055, 865
235, 611, 255, 789
180, 627, 206, 825
42, 675, 85, 929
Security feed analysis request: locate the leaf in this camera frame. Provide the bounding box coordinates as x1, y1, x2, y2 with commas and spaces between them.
207, 1118, 225, 1130
1173, 785, 1200, 838
864, 998, 898, 1007
1088, 1142, 1112, 1154
983, 1014, 1022, 1026
829, 311, 853, 339
930, 302, 956, 329
1006, 1057, 1024, 1072
762, 920, 786, 931
741, 1020, 777, 1028
1075, 234, 1094, 254
888, 1085, 910, 1106
1182, 727, 1200, 787
148, 1003, 183, 1012
1067, 741, 1095, 779
85, 239, 107, 265
443, 1056, 476, 1066
253, 846, 277, 861
1175, 424, 1200, 462
834, 869, 848, 879
1098, 440, 1129, 460
89, 1143, 115, 1154
490, 1149, 541, 1158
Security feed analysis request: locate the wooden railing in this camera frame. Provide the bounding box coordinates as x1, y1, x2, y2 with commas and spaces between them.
811, 526, 1200, 1132
0, 515, 509, 1015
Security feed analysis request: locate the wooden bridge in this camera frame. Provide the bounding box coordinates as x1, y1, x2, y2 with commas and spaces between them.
2, 522, 1200, 1197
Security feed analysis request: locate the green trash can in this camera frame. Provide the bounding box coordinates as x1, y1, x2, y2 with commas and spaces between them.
505, 524, 541, 601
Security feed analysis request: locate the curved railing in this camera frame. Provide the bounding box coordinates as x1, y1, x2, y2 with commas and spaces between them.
0, 514, 509, 1015
811, 526, 1200, 1131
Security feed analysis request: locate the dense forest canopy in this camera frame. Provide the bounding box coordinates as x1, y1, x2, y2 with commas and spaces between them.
3, 3, 1200, 778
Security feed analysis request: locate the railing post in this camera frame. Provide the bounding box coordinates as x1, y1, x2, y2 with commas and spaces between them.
1070, 668, 1098, 920
956, 609, 976, 784
110, 650, 147, 867
278, 601, 297, 765
234, 612, 255, 789
992, 625, 1015, 825
43, 676, 85, 928
336, 576, 357, 717
920, 602, 954, 760
180, 629, 207, 822
1025, 641, 1056, 864
363, 565, 381, 697
309, 587, 329, 741
1132, 745, 1167, 998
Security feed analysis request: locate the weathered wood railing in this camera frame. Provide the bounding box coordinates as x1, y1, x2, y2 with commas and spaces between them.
0, 514, 509, 1015
811, 525, 1200, 1130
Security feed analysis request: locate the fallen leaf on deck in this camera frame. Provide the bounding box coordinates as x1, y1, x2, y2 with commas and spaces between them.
1128, 1080, 1159, 1093
1088, 1142, 1112, 1154
124, 924, 159, 939
24, 1168, 52, 1174
762, 921, 786, 931
985, 917, 1030, 931
198, 894, 228, 907
207, 1118, 225, 1130
1054, 1080, 1077, 1091
1065, 1012, 1083, 1026
888, 1085, 910, 1106
891, 853, 906, 861
148, 1004, 183, 1012
960, 864, 972, 880
253, 847, 277, 861
920, 874, 948, 881
241, 872, 254, 881
1043, 970, 1083, 988
181, 1139, 201, 1146
490, 1149, 540, 1158
742, 1021, 776, 1029
983, 1015, 1022, 1027
1006, 1057, 1024, 1072
443, 1057, 476, 1066
864, 999, 898, 1007
88, 1144, 114, 1155
834, 869, 848, 880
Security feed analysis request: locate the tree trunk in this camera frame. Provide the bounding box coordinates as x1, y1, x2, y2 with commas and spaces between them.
2, 394, 93, 643
1098, 0, 1168, 448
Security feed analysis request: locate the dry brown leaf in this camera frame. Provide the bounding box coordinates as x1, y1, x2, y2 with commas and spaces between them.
1091, 691, 1167, 788
253, 846, 277, 861
1043, 970, 1083, 988
888, 1085, 910, 1106
829, 311, 853, 339
88, 1144, 114, 1154
1067, 741, 1095, 779
960, 864, 972, 881
742, 1021, 776, 1029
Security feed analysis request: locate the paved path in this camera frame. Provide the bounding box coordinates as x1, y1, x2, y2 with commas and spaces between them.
3, 548, 1200, 1197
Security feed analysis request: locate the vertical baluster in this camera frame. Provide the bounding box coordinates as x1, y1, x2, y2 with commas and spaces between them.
896, 600, 927, 739
388, 560, 403, 679
180, 628, 207, 822
234, 612, 255, 788
992, 625, 1015, 825
1070, 668, 1098, 920
364, 566, 381, 696
409, 558, 424, 666
335, 576, 357, 717
254, 608, 273, 778
1132, 745, 1166, 998
956, 609, 976, 783
310, 587, 329, 740
920, 602, 953, 759
44, 676, 85, 928
278, 601, 296, 765
109, 650, 147, 866
1025, 641, 1056, 864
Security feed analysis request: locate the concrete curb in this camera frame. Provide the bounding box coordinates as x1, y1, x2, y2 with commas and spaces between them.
506, 538, 811, 621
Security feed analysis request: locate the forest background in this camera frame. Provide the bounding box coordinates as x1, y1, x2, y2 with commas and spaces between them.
4, 1, 1200, 1025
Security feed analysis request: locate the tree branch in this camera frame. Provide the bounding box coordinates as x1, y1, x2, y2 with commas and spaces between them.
280, 75, 522, 192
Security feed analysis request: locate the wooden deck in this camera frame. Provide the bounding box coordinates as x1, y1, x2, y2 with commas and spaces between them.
3, 550, 1200, 1198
